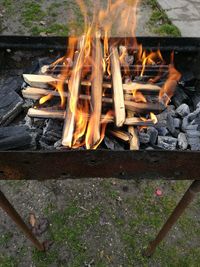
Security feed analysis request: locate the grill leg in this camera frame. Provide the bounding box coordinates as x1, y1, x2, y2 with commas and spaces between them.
145, 180, 200, 257
0, 190, 44, 251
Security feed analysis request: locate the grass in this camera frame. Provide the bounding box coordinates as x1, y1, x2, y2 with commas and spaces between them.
22, 2, 46, 27
1, 180, 200, 266
147, 0, 181, 36
0, 232, 13, 246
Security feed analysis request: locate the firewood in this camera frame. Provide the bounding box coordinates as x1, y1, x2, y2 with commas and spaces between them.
110, 46, 126, 126
127, 111, 140, 150
28, 108, 65, 120
22, 87, 165, 114
87, 31, 103, 147
123, 82, 161, 92
23, 74, 161, 92
28, 107, 155, 127
62, 36, 86, 147
109, 130, 130, 142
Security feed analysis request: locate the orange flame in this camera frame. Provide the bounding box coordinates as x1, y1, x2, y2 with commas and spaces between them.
132, 89, 147, 103
159, 62, 181, 105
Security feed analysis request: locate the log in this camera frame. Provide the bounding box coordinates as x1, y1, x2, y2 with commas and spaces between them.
123, 82, 161, 92
62, 36, 86, 147
28, 108, 65, 120
22, 87, 165, 114
87, 31, 103, 147
109, 130, 130, 142
110, 46, 126, 126
28, 108, 155, 126
127, 111, 140, 150
23, 74, 161, 93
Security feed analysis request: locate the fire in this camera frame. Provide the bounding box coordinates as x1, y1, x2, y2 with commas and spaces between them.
132, 89, 147, 103
159, 55, 181, 105
35, 0, 181, 150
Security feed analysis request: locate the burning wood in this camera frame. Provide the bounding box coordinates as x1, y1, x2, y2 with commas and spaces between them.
109, 130, 130, 142
28, 107, 156, 127
86, 31, 103, 148
23, 74, 161, 93
62, 36, 86, 147
110, 46, 126, 126
22, 87, 165, 114
127, 111, 140, 150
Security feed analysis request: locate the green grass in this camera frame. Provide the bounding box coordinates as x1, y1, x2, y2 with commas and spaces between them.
154, 24, 181, 37
0, 232, 13, 246
0, 255, 17, 267
147, 0, 181, 36
22, 2, 46, 27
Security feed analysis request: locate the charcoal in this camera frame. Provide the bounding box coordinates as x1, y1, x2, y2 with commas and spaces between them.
197, 102, 200, 109
157, 136, 177, 150
184, 124, 198, 131
139, 132, 150, 144
40, 119, 63, 145
179, 71, 196, 87
1, 76, 23, 93
186, 130, 200, 138
176, 104, 190, 118
0, 90, 23, 126
0, 126, 36, 150
147, 127, 158, 145
172, 87, 190, 108
174, 118, 181, 129
187, 137, 200, 151
156, 105, 176, 122
155, 126, 169, 136
178, 133, 188, 150
192, 94, 200, 108
167, 114, 179, 137
104, 136, 124, 150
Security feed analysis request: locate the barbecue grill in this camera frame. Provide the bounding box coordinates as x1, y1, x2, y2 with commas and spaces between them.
0, 35, 200, 256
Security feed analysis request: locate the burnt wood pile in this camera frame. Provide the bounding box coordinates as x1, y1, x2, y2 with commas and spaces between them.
0, 37, 200, 151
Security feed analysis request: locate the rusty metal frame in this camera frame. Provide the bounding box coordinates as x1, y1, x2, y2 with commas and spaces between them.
1, 36, 200, 255
0, 150, 200, 180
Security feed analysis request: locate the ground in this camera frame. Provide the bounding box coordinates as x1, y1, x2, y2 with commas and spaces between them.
0, 0, 200, 267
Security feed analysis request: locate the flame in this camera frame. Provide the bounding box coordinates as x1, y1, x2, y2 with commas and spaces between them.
150, 112, 158, 124
39, 94, 53, 105
72, 99, 89, 148
87, 110, 114, 150
132, 89, 147, 103
159, 61, 181, 105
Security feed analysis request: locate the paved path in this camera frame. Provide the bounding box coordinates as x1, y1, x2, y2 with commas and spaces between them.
157, 0, 200, 37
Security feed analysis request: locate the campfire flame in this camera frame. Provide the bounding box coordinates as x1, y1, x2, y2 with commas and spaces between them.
37, 0, 181, 150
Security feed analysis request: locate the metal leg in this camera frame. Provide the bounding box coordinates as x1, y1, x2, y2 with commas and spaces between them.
145, 180, 200, 257
0, 190, 44, 251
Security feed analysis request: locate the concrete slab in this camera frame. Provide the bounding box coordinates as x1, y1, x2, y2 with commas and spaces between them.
157, 0, 200, 37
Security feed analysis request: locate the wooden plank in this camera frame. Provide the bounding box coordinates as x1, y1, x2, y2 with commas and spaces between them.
110, 46, 126, 126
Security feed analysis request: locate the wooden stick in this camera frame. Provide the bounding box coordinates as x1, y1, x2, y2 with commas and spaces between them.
87, 31, 103, 147
62, 36, 86, 147
109, 130, 129, 142
28, 108, 65, 120
127, 111, 140, 150
28, 108, 155, 127
23, 74, 161, 92
22, 86, 165, 114
110, 46, 126, 126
